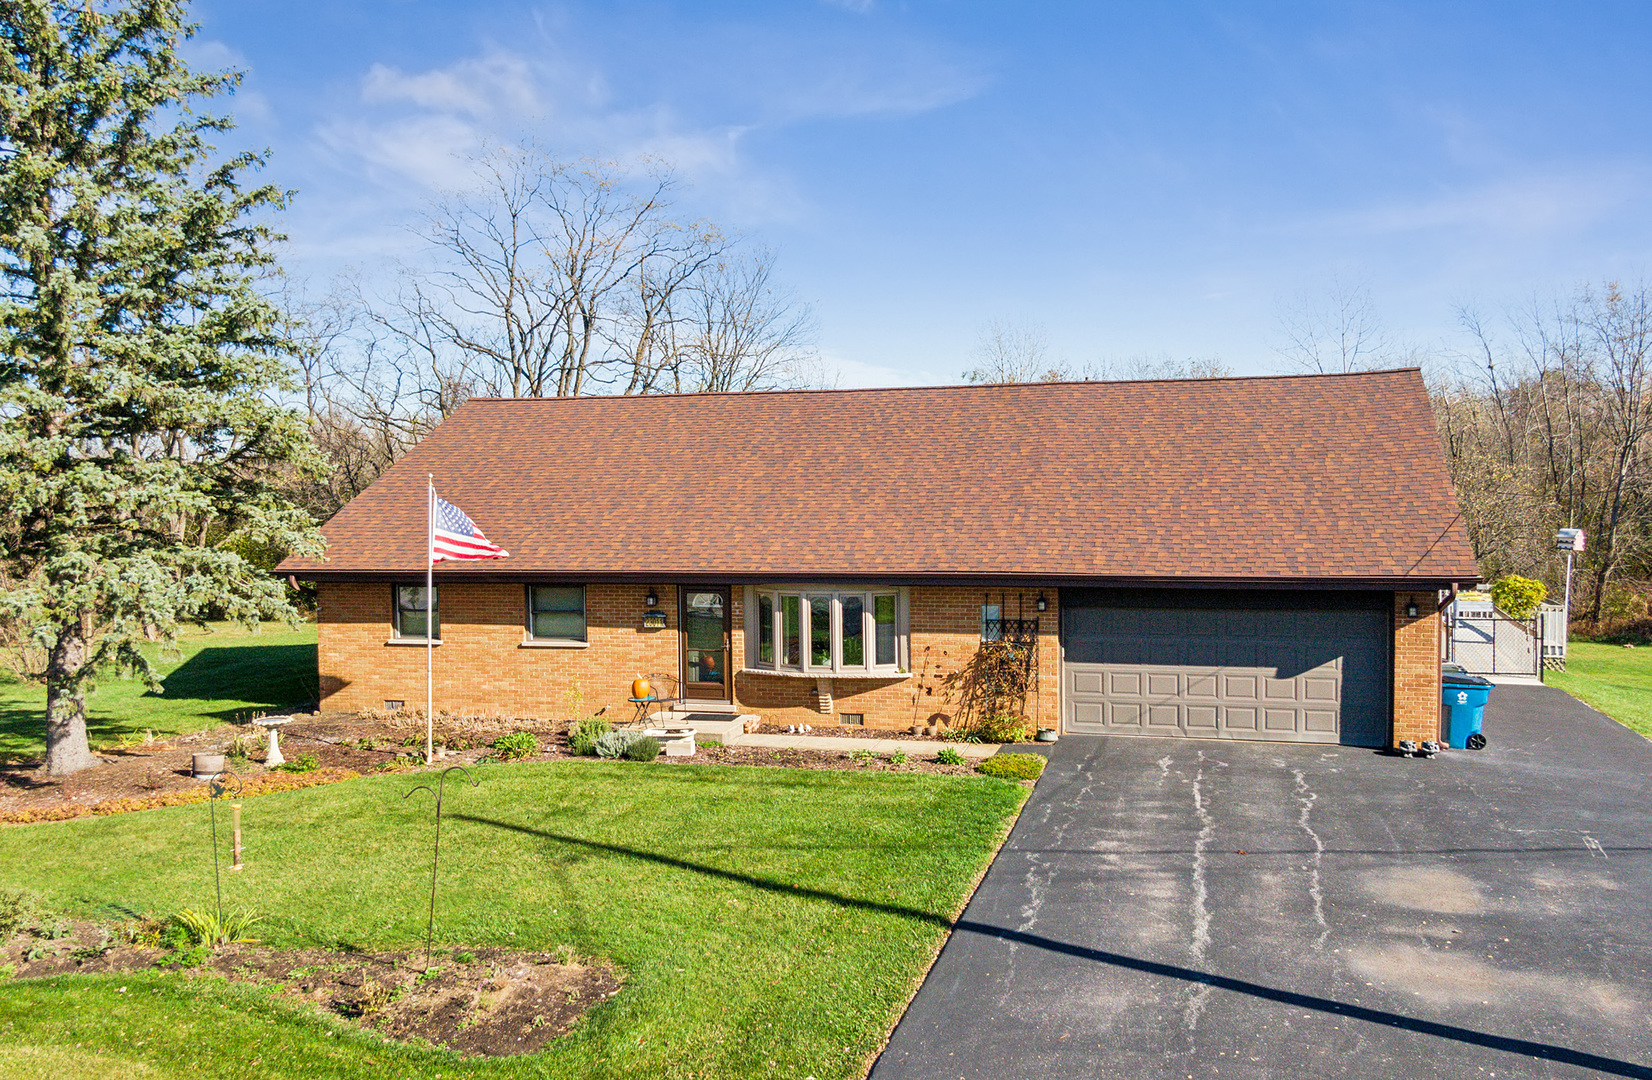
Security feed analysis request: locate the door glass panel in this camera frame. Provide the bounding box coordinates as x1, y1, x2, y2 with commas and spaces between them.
810, 596, 831, 668
783, 595, 801, 665
874, 594, 896, 666
685, 591, 726, 686
758, 594, 774, 664
840, 595, 864, 667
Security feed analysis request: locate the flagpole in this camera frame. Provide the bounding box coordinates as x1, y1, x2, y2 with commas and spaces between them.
426, 474, 435, 766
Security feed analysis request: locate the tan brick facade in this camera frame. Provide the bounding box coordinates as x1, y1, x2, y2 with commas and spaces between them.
316, 582, 1438, 745
317, 581, 1060, 731
1391, 591, 1443, 747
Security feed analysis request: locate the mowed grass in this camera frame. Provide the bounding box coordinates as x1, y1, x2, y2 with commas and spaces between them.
1550, 640, 1652, 739
0, 760, 1027, 1079
0, 622, 318, 759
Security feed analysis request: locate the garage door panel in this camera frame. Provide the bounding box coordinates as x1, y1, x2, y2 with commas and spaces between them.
1146, 672, 1180, 697
1062, 594, 1390, 747
1186, 705, 1219, 730
1264, 707, 1300, 733
1186, 672, 1220, 699
1107, 671, 1143, 696
1106, 701, 1143, 727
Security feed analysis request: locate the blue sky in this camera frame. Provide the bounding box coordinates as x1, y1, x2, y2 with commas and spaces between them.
191, 1, 1652, 385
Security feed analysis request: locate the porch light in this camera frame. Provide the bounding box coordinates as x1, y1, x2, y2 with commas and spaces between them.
1036, 594, 1047, 613
645, 588, 658, 609
1406, 600, 1419, 618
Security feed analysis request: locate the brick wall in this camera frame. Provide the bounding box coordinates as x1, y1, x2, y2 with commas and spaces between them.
318, 582, 679, 720
1392, 591, 1442, 746
316, 581, 1060, 731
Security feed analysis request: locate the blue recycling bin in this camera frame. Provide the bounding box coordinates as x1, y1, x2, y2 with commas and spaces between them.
1441, 673, 1492, 749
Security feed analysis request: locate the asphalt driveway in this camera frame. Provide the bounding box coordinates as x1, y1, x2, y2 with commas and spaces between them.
872, 686, 1652, 1079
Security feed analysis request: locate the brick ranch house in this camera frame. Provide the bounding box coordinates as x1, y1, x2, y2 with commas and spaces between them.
279, 368, 1480, 749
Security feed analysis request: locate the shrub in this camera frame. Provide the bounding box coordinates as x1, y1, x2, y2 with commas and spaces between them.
624, 736, 661, 762
976, 753, 1046, 781
0, 889, 38, 937
570, 716, 612, 756
169, 907, 262, 949
594, 730, 645, 759
491, 731, 539, 761
885, 750, 909, 765
935, 746, 966, 767
274, 752, 319, 773
973, 713, 1034, 743
941, 729, 983, 744
1489, 575, 1547, 619
849, 747, 877, 764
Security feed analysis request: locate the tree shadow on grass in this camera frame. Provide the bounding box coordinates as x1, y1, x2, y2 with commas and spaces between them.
154, 644, 318, 719
0, 642, 318, 761
454, 813, 1652, 1080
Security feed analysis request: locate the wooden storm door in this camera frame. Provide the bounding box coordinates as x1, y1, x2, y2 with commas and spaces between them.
681, 587, 732, 701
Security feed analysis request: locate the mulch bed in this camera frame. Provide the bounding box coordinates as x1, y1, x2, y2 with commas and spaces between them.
754, 721, 940, 740
6, 922, 620, 1057
0, 712, 982, 822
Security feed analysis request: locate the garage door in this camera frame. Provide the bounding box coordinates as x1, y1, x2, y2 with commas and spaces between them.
1061, 591, 1390, 747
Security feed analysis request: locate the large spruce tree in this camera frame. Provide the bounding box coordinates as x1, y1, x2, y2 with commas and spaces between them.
0, 1, 322, 774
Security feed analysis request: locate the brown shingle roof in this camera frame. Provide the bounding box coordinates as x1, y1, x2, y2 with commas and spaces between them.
281, 368, 1479, 585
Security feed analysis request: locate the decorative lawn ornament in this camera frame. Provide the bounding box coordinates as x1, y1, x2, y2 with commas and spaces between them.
207, 771, 243, 931
404, 765, 479, 968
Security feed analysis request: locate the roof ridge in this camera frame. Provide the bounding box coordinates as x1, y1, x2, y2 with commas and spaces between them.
461, 367, 1422, 404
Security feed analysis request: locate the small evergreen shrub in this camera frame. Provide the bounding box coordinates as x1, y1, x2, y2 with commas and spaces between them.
935, 746, 966, 767
976, 753, 1046, 781
491, 731, 539, 761
624, 736, 661, 762
570, 716, 612, 756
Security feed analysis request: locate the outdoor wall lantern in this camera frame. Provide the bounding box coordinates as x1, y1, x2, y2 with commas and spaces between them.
1406, 600, 1419, 618
645, 588, 658, 609
1036, 594, 1048, 613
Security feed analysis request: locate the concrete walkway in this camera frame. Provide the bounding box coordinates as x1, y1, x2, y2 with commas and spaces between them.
729, 732, 1001, 758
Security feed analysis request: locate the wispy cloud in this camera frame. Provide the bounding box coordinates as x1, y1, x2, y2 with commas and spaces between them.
1316, 168, 1652, 238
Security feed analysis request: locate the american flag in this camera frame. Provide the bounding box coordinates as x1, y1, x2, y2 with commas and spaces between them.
431, 493, 509, 561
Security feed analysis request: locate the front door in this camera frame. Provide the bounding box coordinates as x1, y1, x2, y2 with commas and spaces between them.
681, 587, 732, 701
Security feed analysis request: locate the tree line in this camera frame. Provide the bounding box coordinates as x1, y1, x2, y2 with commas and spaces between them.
1432, 284, 1652, 630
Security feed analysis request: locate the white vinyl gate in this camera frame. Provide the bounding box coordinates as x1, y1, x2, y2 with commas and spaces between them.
1449, 609, 1543, 677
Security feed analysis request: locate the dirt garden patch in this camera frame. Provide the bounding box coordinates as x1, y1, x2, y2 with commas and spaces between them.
5, 921, 621, 1057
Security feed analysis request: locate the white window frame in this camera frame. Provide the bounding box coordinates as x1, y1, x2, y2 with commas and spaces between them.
746, 586, 908, 675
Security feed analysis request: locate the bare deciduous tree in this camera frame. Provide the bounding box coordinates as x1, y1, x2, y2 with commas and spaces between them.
1275, 277, 1394, 374
964, 319, 1062, 384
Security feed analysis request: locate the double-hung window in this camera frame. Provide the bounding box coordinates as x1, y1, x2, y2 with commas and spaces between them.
528, 585, 586, 642
394, 584, 439, 640
751, 588, 903, 674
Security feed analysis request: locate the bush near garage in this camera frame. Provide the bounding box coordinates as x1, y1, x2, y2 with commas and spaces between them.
976, 753, 1046, 781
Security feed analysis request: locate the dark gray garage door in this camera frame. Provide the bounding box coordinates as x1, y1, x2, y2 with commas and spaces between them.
1061, 590, 1390, 747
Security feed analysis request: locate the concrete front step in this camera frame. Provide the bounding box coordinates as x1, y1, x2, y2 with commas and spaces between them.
653, 710, 754, 745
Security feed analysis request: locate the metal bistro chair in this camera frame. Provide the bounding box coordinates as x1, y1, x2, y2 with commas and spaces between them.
627, 672, 680, 729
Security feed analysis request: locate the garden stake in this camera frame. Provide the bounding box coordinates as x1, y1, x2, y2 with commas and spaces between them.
403, 765, 477, 968
207, 771, 243, 930
230, 803, 243, 871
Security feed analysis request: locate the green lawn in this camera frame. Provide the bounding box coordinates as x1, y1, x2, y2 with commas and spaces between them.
1549, 640, 1652, 739
0, 622, 318, 760
0, 760, 1026, 1079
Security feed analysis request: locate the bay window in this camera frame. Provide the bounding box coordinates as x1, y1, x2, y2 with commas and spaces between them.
749, 588, 906, 674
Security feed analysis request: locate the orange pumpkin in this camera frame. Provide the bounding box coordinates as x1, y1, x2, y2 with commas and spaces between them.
632, 677, 652, 700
